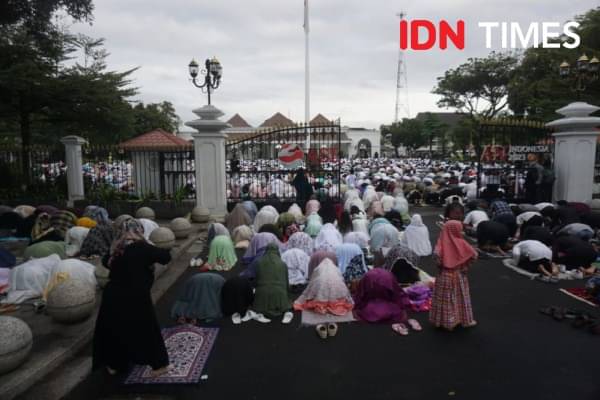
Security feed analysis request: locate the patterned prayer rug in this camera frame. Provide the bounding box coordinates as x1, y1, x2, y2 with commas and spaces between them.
124, 325, 218, 385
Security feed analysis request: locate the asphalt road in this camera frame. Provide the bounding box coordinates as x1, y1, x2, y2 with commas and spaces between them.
63, 209, 600, 400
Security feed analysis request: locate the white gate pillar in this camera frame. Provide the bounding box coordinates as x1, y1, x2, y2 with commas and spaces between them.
185, 105, 231, 218
546, 102, 600, 203
60, 135, 87, 207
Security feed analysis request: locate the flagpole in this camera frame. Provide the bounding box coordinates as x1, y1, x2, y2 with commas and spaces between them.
304, 0, 311, 155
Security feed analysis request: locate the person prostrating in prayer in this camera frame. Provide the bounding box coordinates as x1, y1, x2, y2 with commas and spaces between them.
93, 218, 172, 377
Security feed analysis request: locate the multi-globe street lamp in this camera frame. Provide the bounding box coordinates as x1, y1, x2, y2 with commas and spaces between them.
559, 53, 599, 98
188, 57, 223, 105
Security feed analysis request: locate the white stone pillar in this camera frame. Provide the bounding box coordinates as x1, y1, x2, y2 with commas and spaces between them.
546, 102, 600, 203
60, 135, 87, 207
185, 105, 231, 217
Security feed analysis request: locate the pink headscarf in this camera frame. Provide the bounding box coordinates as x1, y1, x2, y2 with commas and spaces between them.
434, 220, 477, 269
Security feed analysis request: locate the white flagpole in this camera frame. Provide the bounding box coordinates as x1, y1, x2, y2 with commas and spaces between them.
304, 0, 311, 154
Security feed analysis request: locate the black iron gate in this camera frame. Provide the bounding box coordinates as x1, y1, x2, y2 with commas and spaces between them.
225, 122, 342, 205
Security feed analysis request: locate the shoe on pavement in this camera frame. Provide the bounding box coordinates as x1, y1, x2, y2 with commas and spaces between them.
232, 313, 242, 325
253, 313, 271, 323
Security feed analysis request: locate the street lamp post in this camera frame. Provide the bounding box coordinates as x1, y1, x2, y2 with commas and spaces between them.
559, 53, 599, 99
188, 57, 223, 105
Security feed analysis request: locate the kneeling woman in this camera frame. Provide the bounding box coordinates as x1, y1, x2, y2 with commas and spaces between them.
171, 273, 225, 323
430, 220, 478, 330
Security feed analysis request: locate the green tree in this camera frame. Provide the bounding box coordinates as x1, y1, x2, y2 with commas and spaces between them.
450, 117, 476, 158
433, 52, 519, 118
507, 7, 600, 121
387, 118, 426, 156
132, 101, 181, 135
421, 113, 449, 158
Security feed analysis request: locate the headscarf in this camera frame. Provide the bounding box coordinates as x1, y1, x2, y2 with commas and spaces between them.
362, 187, 378, 211
344, 231, 370, 249
276, 212, 296, 234
206, 235, 238, 271
400, 214, 432, 257
232, 225, 253, 249
352, 218, 369, 236
352, 268, 410, 323
368, 217, 392, 234
137, 218, 159, 240
242, 201, 258, 222
370, 224, 400, 252
288, 203, 305, 224
368, 201, 384, 219
242, 232, 281, 265
208, 222, 230, 245
14, 205, 35, 218
308, 250, 338, 277
31, 213, 54, 241
435, 220, 477, 269
253, 243, 291, 317
77, 217, 97, 228
225, 203, 252, 233
50, 210, 77, 239
293, 258, 354, 316
335, 243, 366, 275
305, 199, 320, 216
79, 221, 114, 258
286, 231, 314, 256
253, 208, 279, 232
258, 223, 283, 241
304, 213, 323, 238
65, 226, 90, 257
383, 243, 419, 271
381, 195, 396, 213
108, 218, 146, 268
392, 195, 409, 215
314, 223, 343, 252
84, 206, 110, 224
282, 248, 310, 285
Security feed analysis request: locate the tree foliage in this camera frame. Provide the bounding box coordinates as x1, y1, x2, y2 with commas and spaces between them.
132, 101, 181, 136
386, 118, 426, 155
432, 52, 519, 118
507, 7, 600, 121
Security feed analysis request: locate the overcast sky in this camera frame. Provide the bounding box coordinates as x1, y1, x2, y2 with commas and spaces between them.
71, 0, 597, 129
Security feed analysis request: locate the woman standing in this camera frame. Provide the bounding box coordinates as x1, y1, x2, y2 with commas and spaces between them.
430, 220, 478, 330
93, 219, 172, 376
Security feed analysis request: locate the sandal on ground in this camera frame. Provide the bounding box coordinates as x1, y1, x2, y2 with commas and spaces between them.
231, 313, 242, 325
253, 313, 271, 323
327, 323, 338, 337
392, 323, 409, 336
242, 310, 256, 322
282, 311, 294, 324
106, 366, 117, 376
316, 324, 328, 339
149, 364, 172, 378
407, 319, 422, 331
463, 321, 478, 328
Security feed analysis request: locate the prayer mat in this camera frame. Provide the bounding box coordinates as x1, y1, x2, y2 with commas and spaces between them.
477, 248, 511, 259
301, 310, 356, 326
559, 288, 599, 308
125, 325, 218, 385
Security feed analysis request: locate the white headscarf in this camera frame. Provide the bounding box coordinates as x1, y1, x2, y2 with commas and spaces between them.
253, 208, 279, 232
282, 248, 310, 285
400, 214, 432, 257
381, 195, 395, 213
314, 223, 343, 252
352, 218, 369, 236
137, 218, 159, 240
288, 203, 305, 224
393, 195, 409, 215
344, 231, 370, 249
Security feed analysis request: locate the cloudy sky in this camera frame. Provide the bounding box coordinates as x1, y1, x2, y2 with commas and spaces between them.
71, 0, 597, 129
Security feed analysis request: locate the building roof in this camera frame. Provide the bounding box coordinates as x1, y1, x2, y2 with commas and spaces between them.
119, 129, 192, 150
227, 113, 252, 128
310, 114, 331, 125
259, 112, 295, 128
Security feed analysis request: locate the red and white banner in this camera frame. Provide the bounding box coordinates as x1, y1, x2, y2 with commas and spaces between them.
278, 143, 304, 168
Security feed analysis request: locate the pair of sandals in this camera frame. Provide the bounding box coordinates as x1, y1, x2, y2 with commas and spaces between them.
539, 306, 600, 334
392, 319, 422, 336
316, 323, 338, 339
